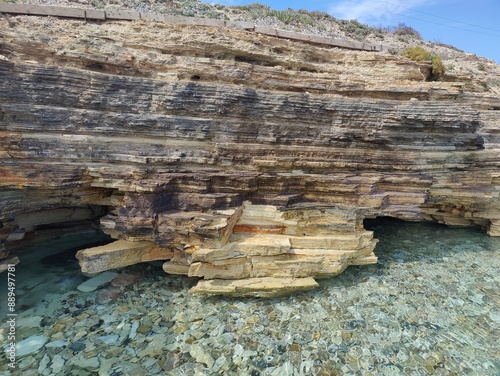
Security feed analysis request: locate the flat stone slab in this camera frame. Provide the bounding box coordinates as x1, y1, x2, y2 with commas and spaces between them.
190, 277, 319, 297
76, 239, 173, 273
15, 335, 48, 357
0, 256, 20, 273
77, 271, 118, 292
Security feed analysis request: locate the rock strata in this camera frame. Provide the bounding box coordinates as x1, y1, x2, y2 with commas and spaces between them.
0, 14, 499, 296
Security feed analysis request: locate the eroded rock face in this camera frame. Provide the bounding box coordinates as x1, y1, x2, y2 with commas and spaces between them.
0, 17, 499, 296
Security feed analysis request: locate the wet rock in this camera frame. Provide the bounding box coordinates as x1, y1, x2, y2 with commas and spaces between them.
160, 352, 181, 371
98, 334, 120, 345
77, 271, 118, 292
73, 356, 100, 370
45, 340, 67, 348
111, 273, 144, 287
37, 353, 50, 374
489, 308, 500, 323
17, 316, 43, 329
51, 354, 65, 374
129, 321, 139, 340
271, 361, 294, 375
212, 355, 226, 373
15, 335, 48, 357
136, 335, 165, 358
190, 343, 215, 368
69, 340, 86, 353
96, 286, 123, 304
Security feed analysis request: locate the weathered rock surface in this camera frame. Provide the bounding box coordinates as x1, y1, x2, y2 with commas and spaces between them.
76, 239, 173, 273
0, 15, 498, 296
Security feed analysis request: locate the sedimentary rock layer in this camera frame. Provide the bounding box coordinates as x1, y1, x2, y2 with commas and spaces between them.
0, 16, 498, 296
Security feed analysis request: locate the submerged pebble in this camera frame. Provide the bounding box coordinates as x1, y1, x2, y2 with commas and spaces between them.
0, 221, 498, 375
15, 335, 48, 357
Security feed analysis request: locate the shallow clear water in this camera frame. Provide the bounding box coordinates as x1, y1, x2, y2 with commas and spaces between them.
0, 220, 499, 375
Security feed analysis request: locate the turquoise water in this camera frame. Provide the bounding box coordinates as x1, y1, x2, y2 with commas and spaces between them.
0, 220, 499, 375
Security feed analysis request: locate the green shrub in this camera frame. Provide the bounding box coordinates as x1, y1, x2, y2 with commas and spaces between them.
309, 10, 335, 21
270, 8, 298, 24
340, 19, 374, 39
431, 56, 445, 78
232, 3, 272, 19
403, 46, 431, 61
230, 5, 329, 27
403, 46, 446, 80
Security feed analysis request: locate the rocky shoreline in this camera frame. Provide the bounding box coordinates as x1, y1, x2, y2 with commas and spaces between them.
1, 220, 498, 375
1, 13, 499, 295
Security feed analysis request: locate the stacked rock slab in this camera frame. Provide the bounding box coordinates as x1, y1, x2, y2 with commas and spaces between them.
0, 16, 499, 296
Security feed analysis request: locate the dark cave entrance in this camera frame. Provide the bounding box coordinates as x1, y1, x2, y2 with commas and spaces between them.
2, 204, 114, 271
362, 215, 493, 266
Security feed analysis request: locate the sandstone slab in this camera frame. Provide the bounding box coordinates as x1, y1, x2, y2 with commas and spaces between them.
190, 277, 320, 297
76, 240, 173, 273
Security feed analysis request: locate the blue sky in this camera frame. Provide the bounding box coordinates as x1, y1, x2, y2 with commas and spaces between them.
205, 0, 500, 63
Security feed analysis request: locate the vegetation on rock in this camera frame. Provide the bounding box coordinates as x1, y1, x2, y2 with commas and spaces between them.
403, 46, 446, 80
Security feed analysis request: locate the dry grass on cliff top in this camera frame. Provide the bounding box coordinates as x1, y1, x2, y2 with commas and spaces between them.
8, 0, 500, 91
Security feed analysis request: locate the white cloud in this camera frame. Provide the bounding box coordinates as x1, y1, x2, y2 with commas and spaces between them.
329, 0, 433, 24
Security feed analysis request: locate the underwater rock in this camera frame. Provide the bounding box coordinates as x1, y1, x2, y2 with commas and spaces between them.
95, 286, 123, 304
111, 272, 144, 287
77, 271, 118, 292
15, 335, 48, 357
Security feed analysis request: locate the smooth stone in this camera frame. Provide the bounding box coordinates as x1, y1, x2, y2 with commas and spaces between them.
51, 354, 65, 374
129, 321, 139, 339
95, 286, 123, 304
217, 332, 233, 345
161, 352, 181, 371
242, 350, 257, 357
45, 340, 67, 348
136, 335, 164, 357
233, 344, 244, 356
69, 340, 86, 352
212, 355, 226, 373
98, 334, 119, 345
137, 324, 152, 335
271, 361, 294, 376
15, 335, 48, 357
128, 366, 148, 376
99, 357, 120, 374
111, 273, 143, 287
37, 353, 50, 374
489, 308, 500, 323
77, 271, 119, 292
18, 315, 43, 328
101, 314, 118, 324
74, 356, 100, 370
189, 343, 215, 368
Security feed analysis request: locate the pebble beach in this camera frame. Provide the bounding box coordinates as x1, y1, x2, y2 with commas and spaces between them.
1, 218, 499, 375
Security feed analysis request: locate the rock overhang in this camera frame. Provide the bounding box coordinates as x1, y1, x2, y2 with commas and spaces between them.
0, 15, 499, 296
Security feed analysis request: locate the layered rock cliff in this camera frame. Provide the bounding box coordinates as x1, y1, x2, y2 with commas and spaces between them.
1, 14, 499, 296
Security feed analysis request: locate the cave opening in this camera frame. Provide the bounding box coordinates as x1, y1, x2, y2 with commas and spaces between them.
362, 215, 494, 266
0, 226, 113, 317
